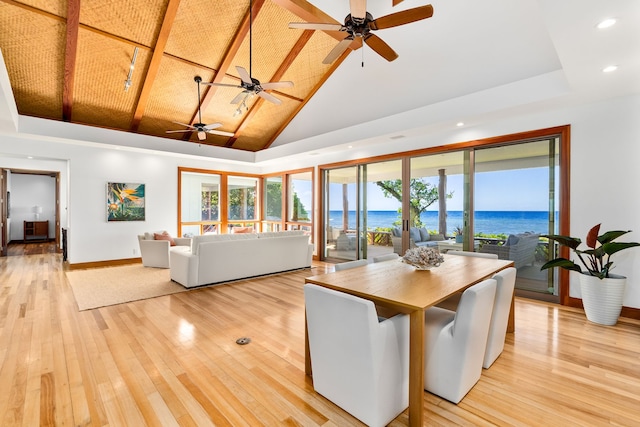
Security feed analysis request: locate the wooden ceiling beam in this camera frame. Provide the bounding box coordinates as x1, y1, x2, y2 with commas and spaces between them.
130, 0, 181, 131
62, 0, 80, 122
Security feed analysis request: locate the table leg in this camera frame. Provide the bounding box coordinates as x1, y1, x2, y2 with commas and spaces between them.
408, 309, 424, 426
305, 312, 312, 377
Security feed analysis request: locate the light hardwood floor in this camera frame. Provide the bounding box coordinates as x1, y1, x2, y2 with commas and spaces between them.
1, 250, 640, 426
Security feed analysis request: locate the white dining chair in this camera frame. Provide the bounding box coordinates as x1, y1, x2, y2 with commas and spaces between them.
373, 253, 400, 263
447, 250, 498, 259
483, 267, 517, 368
304, 284, 409, 427
334, 258, 368, 271
423, 278, 497, 403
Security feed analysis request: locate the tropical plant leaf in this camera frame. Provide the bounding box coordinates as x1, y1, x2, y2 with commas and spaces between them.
598, 230, 632, 244
540, 258, 582, 272
602, 242, 640, 256
585, 223, 600, 248
542, 234, 582, 250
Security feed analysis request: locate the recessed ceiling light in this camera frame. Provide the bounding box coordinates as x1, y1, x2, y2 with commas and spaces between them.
348, 145, 353, 149
597, 18, 616, 29
456, 122, 464, 127
603, 65, 618, 73
27, 156, 33, 159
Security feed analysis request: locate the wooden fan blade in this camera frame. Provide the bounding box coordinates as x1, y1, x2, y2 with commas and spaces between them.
261, 81, 294, 90
236, 66, 252, 84
207, 129, 235, 137
370, 4, 433, 30
257, 91, 282, 105
166, 130, 191, 134
204, 123, 223, 130
323, 38, 353, 64
289, 22, 343, 31
350, 0, 367, 19
364, 34, 398, 61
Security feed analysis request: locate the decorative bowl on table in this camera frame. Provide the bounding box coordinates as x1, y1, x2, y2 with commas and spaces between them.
402, 247, 444, 271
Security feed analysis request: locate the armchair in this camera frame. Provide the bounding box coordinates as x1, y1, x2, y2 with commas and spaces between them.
480, 232, 539, 268
304, 284, 409, 427
137, 232, 191, 268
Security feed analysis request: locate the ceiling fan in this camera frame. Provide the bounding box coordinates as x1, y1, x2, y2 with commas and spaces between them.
289, 1, 434, 64
166, 76, 234, 141
204, 0, 293, 110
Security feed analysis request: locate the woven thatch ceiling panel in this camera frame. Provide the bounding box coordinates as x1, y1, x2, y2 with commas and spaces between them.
229, 0, 300, 86
0, 4, 65, 119
73, 29, 150, 129
165, 0, 247, 69
16, 0, 66, 17
232, 97, 300, 151
79, 0, 167, 47
280, 31, 338, 98
0, 0, 353, 152
137, 57, 214, 131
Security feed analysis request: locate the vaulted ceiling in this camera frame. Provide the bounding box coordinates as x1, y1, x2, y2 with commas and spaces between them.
0, 0, 384, 152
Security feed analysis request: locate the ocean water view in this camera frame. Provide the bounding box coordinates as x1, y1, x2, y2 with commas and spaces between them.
329, 210, 553, 236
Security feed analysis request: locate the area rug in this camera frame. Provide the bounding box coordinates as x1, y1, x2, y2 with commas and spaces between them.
66, 264, 188, 311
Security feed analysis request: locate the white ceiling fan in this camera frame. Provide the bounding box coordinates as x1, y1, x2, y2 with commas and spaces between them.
204, 0, 293, 111
166, 76, 234, 141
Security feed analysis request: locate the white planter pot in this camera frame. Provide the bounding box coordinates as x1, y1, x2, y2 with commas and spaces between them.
579, 273, 626, 326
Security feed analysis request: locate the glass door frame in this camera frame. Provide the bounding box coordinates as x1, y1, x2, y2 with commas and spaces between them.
318, 125, 571, 305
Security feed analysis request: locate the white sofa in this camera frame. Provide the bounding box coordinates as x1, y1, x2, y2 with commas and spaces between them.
137, 232, 191, 268
170, 230, 314, 288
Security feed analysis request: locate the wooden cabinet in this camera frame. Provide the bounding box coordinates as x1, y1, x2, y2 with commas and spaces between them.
24, 220, 49, 243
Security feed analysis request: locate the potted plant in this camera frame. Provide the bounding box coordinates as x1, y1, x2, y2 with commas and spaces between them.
541, 223, 640, 325
453, 225, 464, 244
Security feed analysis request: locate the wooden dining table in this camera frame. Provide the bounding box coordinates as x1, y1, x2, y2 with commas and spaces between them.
304, 254, 515, 426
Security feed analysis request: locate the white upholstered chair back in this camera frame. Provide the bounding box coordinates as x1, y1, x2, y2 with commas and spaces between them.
304, 284, 409, 427
334, 258, 368, 271
447, 250, 498, 259
483, 267, 517, 368
423, 278, 497, 403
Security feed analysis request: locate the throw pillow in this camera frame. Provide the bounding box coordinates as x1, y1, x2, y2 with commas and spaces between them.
232, 226, 254, 234
409, 227, 422, 242
419, 228, 430, 241
392, 227, 402, 237
154, 231, 176, 246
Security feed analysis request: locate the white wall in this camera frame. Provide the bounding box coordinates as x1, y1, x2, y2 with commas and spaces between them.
9, 173, 56, 241
0, 93, 639, 307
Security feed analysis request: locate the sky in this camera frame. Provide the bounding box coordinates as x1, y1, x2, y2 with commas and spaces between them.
328, 167, 554, 211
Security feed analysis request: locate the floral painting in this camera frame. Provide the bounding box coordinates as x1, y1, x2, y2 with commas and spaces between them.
107, 182, 145, 221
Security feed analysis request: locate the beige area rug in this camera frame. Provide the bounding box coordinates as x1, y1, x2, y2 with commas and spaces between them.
66, 264, 188, 311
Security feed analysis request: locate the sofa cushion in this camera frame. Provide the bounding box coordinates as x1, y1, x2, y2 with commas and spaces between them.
392, 227, 402, 237
505, 234, 520, 246
430, 234, 445, 241
154, 231, 176, 246
410, 227, 422, 243
191, 233, 257, 255
419, 228, 430, 241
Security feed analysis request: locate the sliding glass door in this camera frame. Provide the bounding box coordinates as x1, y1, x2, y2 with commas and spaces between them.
473, 139, 559, 301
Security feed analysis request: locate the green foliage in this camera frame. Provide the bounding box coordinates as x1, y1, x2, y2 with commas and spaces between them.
375, 178, 452, 227
541, 223, 640, 279
265, 181, 283, 219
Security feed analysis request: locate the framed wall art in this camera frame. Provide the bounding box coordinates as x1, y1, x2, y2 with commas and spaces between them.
107, 182, 145, 221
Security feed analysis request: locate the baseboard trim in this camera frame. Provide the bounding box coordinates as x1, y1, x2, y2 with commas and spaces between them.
67, 258, 142, 270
